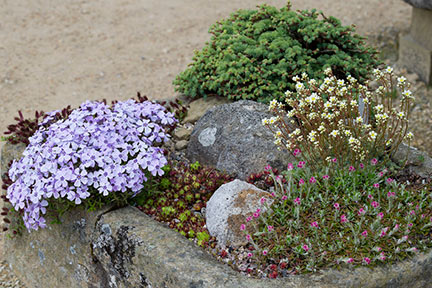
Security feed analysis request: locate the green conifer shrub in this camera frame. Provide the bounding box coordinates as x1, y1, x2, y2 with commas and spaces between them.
174, 3, 381, 103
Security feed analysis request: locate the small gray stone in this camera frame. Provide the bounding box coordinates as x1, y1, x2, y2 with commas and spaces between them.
175, 140, 188, 151
173, 127, 191, 141
183, 96, 231, 124
392, 142, 432, 178
186, 100, 295, 180
206, 179, 272, 247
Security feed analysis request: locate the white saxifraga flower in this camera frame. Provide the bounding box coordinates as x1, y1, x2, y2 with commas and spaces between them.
329, 96, 337, 102
337, 79, 345, 86
350, 100, 357, 106
308, 79, 317, 86
324, 67, 332, 76
324, 77, 332, 85
269, 99, 278, 110
344, 130, 352, 136
262, 118, 269, 125
285, 90, 293, 98
374, 104, 384, 113
397, 111, 405, 119
330, 130, 339, 137
356, 116, 363, 124
397, 76, 406, 85
406, 132, 414, 140
385, 66, 393, 73
293, 128, 301, 135
295, 82, 304, 91
292, 75, 300, 82
369, 131, 377, 140
402, 90, 412, 98
318, 125, 325, 133
324, 102, 332, 109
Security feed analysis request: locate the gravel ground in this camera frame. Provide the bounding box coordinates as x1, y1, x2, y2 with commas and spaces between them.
0, 0, 427, 287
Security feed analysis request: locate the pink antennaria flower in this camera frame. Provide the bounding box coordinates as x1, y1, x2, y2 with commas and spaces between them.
270, 192, 275, 197
334, 203, 340, 210
246, 216, 252, 222
386, 178, 393, 184
297, 161, 305, 168
293, 148, 301, 156
287, 163, 294, 170
408, 223, 413, 227
263, 250, 268, 255
309, 176, 317, 184
421, 214, 426, 219
264, 165, 272, 172
368, 194, 373, 200
281, 195, 288, 201
332, 158, 337, 163
310, 221, 319, 228
294, 197, 301, 205
359, 163, 364, 169
378, 212, 384, 219
246, 234, 251, 241
394, 224, 400, 231
363, 257, 371, 265
373, 183, 380, 188
302, 245, 309, 252
409, 210, 415, 216
348, 166, 355, 172
256, 208, 261, 213
253, 212, 260, 218
347, 258, 354, 264
322, 174, 330, 180
247, 252, 253, 257
358, 208, 366, 216
375, 247, 382, 252
341, 214, 348, 223
416, 205, 420, 210
380, 228, 388, 237
240, 224, 246, 231
387, 191, 396, 198
371, 158, 378, 165
299, 179, 305, 185
361, 230, 368, 237
379, 252, 386, 261
371, 201, 380, 208
260, 197, 267, 204
379, 171, 384, 177
267, 225, 274, 232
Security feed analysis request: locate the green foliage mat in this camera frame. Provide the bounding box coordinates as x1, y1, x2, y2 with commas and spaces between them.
174, 3, 381, 103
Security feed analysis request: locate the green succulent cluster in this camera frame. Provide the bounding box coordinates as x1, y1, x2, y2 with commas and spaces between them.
174, 3, 381, 103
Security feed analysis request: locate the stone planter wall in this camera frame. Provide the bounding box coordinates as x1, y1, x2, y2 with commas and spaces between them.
3, 205, 432, 288
2, 139, 432, 288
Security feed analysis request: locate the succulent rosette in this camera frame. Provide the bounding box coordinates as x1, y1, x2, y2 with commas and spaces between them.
7, 99, 177, 231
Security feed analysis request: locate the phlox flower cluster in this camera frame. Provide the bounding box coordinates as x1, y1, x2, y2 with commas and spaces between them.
263, 67, 414, 168
7, 100, 177, 231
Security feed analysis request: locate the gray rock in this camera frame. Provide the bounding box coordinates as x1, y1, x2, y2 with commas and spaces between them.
186, 100, 295, 180
173, 127, 191, 141
403, 0, 432, 10
392, 143, 432, 178
174, 140, 188, 151
206, 179, 272, 247
183, 96, 231, 124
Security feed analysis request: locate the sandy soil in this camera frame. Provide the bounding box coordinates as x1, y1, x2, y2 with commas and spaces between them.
0, 0, 412, 138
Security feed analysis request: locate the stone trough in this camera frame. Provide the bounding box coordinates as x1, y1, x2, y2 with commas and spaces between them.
2, 141, 432, 287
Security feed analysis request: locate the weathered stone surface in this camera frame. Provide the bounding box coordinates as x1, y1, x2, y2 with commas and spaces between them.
0, 142, 26, 192
393, 143, 432, 178
403, 0, 432, 10
3, 206, 113, 288
175, 139, 188, 150
183, 96, 231, 124
206, 179, 272, 247
4, 204, 432, 287
186, 100, 295, 180
173, 127, 191, 141
398, 7, 432, 84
